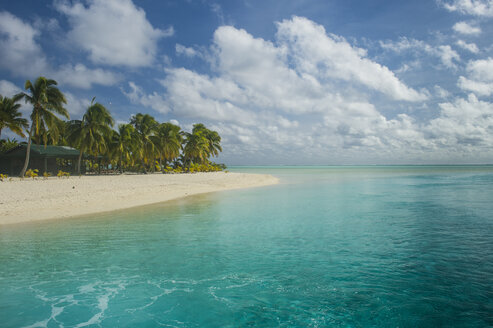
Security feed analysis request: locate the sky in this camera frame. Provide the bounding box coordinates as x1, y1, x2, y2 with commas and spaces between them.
1, 0, 493, 165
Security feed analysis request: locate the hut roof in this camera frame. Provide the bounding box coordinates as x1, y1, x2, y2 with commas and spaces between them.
1, 144, 81, 158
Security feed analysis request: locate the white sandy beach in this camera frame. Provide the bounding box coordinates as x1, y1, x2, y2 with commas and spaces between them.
0, 172, 278, 225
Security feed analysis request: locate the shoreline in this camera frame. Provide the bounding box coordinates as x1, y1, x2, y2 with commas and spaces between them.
0, 172, 279, 225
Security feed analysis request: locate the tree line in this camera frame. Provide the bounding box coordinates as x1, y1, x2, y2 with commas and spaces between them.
0, 76, 224, 176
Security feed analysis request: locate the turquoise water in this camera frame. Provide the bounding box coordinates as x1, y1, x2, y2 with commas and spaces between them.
1, 166, 492, 327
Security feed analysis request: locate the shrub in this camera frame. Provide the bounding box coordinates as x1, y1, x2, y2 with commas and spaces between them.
25, 169, 39, 179
57, 170, 70, 178
0, 173, 7, 181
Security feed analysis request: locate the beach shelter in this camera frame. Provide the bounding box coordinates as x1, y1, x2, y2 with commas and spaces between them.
0, 144, 85, 176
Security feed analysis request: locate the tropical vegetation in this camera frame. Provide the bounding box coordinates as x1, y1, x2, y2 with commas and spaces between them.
0, 76, 225, 176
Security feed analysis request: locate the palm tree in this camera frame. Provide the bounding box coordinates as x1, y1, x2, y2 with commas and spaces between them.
153, 122, 182, 169
19, 77, 68, 177
192, 123, 222, 158
0, 94, 28, 139
183, 131, 209, 170
32, 119, 69, 146
130, 113, 157, 173
67, 98, 114, 175
111, 123, 137, 174
0, 137, 19, 154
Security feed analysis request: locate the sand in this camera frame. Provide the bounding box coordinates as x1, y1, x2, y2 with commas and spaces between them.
0, 172, 278, 225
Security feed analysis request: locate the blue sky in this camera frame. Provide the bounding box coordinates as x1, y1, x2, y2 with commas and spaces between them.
1, 0, 493, 165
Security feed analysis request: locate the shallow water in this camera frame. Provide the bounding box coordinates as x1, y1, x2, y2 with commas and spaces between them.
1, 166, 492, 327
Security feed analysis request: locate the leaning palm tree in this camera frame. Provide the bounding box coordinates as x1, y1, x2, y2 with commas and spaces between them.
19, 77, 68, 177
130, 113, 157, 173
183, 131, 209, 170
153, 122, 182, 169
67, 98, 114, 175
0, 94, 28, 139
192, 123, 222, 158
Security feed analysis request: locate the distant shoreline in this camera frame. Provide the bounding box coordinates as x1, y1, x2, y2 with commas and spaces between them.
0, 172, 279, 225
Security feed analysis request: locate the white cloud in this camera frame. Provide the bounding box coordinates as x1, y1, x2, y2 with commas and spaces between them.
123, 82, 170, 114
437, 45, 461, 69
0, 11, 48, 76
458, 58, 493, 95
64, 92, 91, 117
426, 94, 493, 149
452, 21, 481, 35
117, 16, 493, 163
380, 37, 460, 69
274, 17, 426, 101
54, 64, 120, 89
442, 0, 493, 16
0, 80, 32, 116
458, 77, 493, 95
159, 68, 257, 124
0, 80, 22, 97
0, 11, 119, 89
466, 58, 493, 80
435, 85, 451, 98
176, 44, 200, 58
456, 40, 479, 53
55, 0, 173, 67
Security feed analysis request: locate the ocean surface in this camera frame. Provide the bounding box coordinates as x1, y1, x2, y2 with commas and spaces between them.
1, 166, 492, 327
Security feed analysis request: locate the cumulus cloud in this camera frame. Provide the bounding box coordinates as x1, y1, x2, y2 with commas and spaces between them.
64, 92, 91, 117
117, 16, 493, 163
456, 40, 479, 53
466, 58, 493, 80
0, 11, 48, 77
442, 0, 493, 16
426, 94, 493, 149
453, 21, 482, 35
123, 82, 170, 114
0, 80, 32, 116
0, 11, 119, 89
458, 77, 493, 95
458, 58, 493, 95
54, 64, 120, 89
274, 17, 426, 101
55, 0, 173, 67
0, 80, 22, 97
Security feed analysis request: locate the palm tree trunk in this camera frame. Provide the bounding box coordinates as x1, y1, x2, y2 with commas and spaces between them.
77, 149, 83, 175
119, 154, 123, 174
19, 123, 35, 177
141, 159, 147, 174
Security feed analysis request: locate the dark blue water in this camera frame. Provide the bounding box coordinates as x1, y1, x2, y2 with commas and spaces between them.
0, 166, 492, 327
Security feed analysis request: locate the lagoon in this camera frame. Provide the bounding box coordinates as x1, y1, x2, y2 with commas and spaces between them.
1, 166, 492, 327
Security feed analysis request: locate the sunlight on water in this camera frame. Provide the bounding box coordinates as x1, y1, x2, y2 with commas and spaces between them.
1, 166, 492, 327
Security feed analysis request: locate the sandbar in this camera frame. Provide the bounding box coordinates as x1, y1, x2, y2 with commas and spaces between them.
0, 172, 278, 225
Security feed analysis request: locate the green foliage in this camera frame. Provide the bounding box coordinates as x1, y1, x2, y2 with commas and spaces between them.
67, 98, 114, 174
19, 76, 68, 177
0, 93, 28, 139
188, 162, 225, 173
25, 169, 39, 179
43, 171, 51, 178
0, 173, 7, 181
2, 77, 224, 176
0, 138, 19, 154
57, 170, 70, 178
